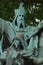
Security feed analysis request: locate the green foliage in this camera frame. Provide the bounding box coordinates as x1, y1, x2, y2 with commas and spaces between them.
0, 0, 43, 24
0, 0, 20, 21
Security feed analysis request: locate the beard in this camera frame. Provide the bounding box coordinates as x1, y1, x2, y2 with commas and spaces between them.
17, 19, 25, 28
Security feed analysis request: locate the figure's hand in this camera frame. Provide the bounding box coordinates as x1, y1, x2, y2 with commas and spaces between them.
12, 33, 24, 46
38, 20, 43, 29
14, 33, 24, 45
15, 33, 24, 40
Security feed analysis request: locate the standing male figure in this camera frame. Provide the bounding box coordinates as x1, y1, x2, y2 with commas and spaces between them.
0, 2, 38, 65
11, 2, 38, 65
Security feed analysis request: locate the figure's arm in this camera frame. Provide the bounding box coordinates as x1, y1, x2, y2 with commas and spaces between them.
0, 18, 16, 44
29, 20, 43, 39
18, 35, 38, 58
4, 21, 16, 44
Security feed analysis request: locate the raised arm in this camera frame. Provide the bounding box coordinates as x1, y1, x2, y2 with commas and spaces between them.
4, 21, 16, 44
0, 18, 16, 44
28, 20, 43, 39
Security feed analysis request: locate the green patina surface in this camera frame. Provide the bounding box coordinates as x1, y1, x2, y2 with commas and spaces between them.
0, 0, 43, 38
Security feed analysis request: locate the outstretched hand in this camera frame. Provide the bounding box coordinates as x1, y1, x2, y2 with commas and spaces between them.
38, 20, 43, 29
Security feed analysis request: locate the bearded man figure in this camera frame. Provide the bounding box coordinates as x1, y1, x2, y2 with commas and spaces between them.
0, 2, 38, 65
